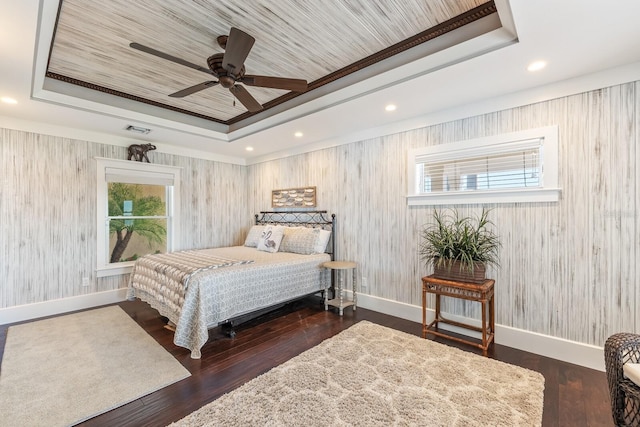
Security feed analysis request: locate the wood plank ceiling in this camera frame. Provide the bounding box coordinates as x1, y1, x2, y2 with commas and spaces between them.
47, 0, 494, 126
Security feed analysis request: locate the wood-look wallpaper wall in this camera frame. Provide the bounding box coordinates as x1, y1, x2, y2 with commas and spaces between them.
0, 130, 249, 308
1, 81, 637, 348
247, 82, 639, 347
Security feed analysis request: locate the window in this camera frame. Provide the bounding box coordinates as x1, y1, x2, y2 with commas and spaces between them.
96, 158, 181, 277
407, 126, 561, 205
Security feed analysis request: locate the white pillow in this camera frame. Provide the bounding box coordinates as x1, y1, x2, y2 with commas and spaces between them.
313, 229, 332, 254
624, 362, 640, 387
257, 225, 285, 253
244, 225, 266, 247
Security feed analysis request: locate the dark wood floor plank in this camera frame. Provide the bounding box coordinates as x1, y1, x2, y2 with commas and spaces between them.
0, 297, 613, 426
538, 359, 561, 427
579, 361, 612, 427
558, 367, 588, 426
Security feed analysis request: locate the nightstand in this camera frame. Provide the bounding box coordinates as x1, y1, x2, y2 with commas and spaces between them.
323, 261, 357, 315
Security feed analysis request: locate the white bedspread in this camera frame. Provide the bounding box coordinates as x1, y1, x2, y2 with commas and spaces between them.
128, 246, 330, 358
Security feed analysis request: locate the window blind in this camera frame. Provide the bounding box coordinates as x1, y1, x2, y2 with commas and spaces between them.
105, 167, 175, 186
417, 138, 543, 193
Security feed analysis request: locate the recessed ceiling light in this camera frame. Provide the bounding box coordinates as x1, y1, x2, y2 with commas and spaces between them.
1, 97, 18, 104
385, 104, 397, 112
245, 146, 254, 151
294, 132, 303, 138
527, 61, 547, 72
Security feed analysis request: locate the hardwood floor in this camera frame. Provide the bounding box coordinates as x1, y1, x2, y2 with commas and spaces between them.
0, 297, 613, 426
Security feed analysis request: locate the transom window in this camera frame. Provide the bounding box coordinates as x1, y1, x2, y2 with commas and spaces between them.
407, 126, 561, 205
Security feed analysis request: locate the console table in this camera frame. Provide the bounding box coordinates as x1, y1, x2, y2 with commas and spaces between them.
422, 275, 495, 356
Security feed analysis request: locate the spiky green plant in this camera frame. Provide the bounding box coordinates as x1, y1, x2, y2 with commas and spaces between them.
420, 208, 501, 273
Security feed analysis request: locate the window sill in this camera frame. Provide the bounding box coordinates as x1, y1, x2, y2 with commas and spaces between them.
406, 188, 561, 206
96, 263, 134, 278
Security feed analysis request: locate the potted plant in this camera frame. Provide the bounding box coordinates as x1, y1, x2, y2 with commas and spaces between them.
420, 208, 500, 283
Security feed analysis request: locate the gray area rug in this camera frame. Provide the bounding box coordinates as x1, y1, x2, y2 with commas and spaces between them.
171, 321, 544, 427
0, 305, 190, 426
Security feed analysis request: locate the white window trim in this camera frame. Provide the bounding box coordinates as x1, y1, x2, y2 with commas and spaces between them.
407, 126, 561, 205
96, 157, 181, 277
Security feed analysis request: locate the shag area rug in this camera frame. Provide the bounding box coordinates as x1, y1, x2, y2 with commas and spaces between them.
170, 321, 544, 426
0, 305, 190, 426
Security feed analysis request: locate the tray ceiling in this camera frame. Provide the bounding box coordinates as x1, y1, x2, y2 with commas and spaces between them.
46, 0, 495, 129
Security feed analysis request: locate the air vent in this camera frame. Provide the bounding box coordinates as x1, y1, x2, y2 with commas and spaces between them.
125, 125, 151, 134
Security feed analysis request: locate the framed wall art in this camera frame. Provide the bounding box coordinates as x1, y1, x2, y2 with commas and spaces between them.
272, 187, 316, 208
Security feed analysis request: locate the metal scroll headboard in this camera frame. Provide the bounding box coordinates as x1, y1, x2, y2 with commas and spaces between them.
255, 210, 336, 260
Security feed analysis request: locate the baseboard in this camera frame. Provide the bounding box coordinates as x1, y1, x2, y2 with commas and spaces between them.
0, 288, 129, 325
2, 288, 605, 371
350, 291, 605, 372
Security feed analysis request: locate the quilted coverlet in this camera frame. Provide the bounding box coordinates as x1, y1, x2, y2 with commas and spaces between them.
128, 246, 330, 358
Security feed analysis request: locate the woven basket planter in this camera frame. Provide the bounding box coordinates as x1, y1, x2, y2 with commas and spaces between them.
432, 259, 486, 284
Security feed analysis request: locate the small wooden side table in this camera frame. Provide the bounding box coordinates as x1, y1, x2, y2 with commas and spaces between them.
422, 275, 495, 356
323, 261, 357, 315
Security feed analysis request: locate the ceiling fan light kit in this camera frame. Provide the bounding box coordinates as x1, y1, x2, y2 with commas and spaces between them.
131, 27, 308, 113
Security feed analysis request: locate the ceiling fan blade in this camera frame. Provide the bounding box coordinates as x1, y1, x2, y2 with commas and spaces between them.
169, 81, 219, 98
130, 42, 213, 76
229, 85, 263, 112
222, 28, 255, 75
242, 75, 307, 92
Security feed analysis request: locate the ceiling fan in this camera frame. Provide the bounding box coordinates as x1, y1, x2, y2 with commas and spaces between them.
130, 27, 308, 113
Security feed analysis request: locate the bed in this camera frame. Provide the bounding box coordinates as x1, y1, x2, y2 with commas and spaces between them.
127, 210, 335, 358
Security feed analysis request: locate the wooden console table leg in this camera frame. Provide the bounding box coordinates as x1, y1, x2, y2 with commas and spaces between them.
422, 284, 427, 338
490, 292, 495, 335
481, 299, 488, 356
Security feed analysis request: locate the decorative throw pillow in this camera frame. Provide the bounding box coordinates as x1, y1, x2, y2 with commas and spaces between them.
313, 229, 332, 254
256, 225, 285, 253
244, 225, 266, 247
279, 227, 318, 255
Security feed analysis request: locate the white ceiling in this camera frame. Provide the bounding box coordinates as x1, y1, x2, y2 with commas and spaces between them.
2, 0, 640, 165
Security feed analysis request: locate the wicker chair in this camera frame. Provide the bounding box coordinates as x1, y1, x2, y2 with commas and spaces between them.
605, 333, 640, 426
